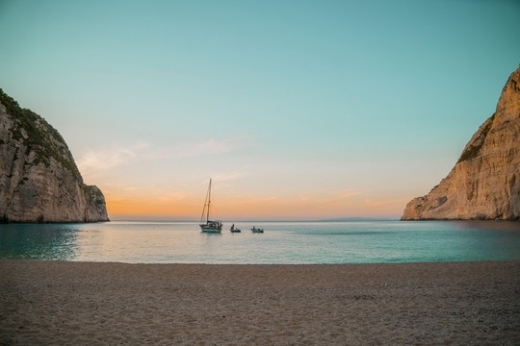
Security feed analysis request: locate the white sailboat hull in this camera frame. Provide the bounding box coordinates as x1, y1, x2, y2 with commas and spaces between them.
199, 220, 223, 233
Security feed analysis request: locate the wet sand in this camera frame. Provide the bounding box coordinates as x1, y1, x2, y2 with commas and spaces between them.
1, 260, 519, 345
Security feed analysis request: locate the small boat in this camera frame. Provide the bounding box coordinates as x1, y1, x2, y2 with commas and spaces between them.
251, 226, 264, 233
199, 179, 223, 233
230, 223, 241, 233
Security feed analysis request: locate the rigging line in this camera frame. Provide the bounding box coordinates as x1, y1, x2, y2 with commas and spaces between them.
200, 179, 211, 223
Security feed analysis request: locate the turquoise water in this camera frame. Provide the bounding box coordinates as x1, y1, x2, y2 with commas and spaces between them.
0, 220, 519, 264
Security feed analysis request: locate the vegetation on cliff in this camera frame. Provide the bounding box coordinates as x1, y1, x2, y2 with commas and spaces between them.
0, 88, 81, 180
457, 113, 495, 163
1, 88, 109, 223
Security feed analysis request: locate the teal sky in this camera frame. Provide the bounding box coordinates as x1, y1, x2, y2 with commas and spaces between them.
1, 0, 519, 219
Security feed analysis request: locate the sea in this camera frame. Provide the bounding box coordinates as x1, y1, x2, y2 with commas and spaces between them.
1, 220, 520, 264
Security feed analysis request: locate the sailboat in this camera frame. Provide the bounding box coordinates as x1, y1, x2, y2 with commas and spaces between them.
199, 179, 223, 233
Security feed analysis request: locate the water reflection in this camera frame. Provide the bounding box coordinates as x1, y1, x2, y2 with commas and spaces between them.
446, 221, 520, 262
0, 224, 80, 260
1, 221, 519, 263
451, 220, 520, 231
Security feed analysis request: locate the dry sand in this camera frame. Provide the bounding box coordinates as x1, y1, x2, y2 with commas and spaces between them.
1, 260, 519, 345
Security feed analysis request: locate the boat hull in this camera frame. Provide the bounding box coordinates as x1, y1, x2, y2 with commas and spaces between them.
200, 220, 223, 233
230, 225, 241, 233
200, 227, 222, 233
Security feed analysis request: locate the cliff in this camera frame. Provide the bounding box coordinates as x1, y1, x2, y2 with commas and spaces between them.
401, 67, 520, 221
0, 89, 109, 223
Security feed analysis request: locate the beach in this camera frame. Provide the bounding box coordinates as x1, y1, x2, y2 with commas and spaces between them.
1, 260, 519, 345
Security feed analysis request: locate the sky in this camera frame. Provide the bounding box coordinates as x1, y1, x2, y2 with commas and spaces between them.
1, 0, 519, 221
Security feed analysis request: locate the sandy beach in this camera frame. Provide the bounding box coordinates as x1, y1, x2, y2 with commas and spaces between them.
1, 260, 519, 345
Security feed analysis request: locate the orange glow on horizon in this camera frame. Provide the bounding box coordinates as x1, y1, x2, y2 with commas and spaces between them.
105, 193, 405, 220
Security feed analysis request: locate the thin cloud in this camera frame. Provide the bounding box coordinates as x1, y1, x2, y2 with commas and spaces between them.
129, 136, 252, 161
77, 137, 250, 178
363, 197, 410, 207
77, 142, 150, 175
336, 190, 363, 200
213, 165, 251, 182
170, 137, 251, 159
298, 189, 362, 205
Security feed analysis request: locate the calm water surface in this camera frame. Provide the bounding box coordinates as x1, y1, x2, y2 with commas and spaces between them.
1, 220, 519, 264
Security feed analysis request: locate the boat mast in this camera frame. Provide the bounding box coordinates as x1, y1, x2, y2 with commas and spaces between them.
206, 178, 212, 222
200, 179, 212, 224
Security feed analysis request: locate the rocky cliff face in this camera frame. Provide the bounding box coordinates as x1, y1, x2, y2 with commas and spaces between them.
0, 89, 109, 223
401, 68, 520, 221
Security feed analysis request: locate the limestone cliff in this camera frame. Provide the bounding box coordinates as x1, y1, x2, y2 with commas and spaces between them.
401, 68, 520, 221
0, 89, 109, 223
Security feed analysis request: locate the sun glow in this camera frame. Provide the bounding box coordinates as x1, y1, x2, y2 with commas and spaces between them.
105, 193, 404, 221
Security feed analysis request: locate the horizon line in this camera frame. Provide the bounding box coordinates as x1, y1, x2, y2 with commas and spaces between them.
108, 216, 401, 223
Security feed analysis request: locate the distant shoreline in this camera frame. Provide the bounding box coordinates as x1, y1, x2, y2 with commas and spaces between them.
107, 217, 400, 222
0, 220, 110, 224
95, 217, 520, 223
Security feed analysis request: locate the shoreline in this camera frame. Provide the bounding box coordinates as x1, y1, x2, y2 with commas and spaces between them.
1, 260, 519, 345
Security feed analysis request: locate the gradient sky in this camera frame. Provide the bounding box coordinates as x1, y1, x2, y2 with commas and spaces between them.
1, 0, 519, 220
